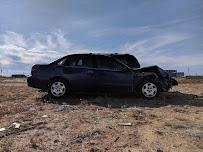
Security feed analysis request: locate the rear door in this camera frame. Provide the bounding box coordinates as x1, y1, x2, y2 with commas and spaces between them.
94, 55, 134, 93
62, 55, 97, 92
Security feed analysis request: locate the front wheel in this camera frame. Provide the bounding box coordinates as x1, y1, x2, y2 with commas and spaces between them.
139, 81, 159, 99
49, 79, 68, 99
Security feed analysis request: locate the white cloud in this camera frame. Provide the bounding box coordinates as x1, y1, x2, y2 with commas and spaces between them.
54, 30, 72, 49
0, 31, 27, 47
0, 30, 73, 65
0, 57, 12, 65
142, 54, 203, 67
0, 30, 202, 75
121, 32, 203, 67
122, 33, 188, 53
89, 15, 201, 38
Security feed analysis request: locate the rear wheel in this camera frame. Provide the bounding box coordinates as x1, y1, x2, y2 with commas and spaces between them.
139, 81, 159, 99
49, 79, 68, 98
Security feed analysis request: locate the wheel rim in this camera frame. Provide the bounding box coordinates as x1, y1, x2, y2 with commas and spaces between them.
142, 82, 157, 98
50, 82, 66, 97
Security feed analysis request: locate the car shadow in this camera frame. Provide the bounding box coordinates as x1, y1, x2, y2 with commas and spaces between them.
37, 91, 203, 108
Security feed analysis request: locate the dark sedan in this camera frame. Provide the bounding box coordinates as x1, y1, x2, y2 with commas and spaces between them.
27, 53, 178, 99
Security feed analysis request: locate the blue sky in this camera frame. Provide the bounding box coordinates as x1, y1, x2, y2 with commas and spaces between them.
0, 0, 203, 75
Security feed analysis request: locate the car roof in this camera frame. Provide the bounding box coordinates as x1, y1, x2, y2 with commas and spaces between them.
51, 53, 140, 68
67, 53, 134, 57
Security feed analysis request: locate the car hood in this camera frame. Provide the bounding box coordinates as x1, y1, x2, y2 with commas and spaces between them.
133, 65, 178, 86
133, 65, 168, 77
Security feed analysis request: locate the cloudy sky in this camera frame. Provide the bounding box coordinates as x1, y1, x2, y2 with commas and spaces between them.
0, 0, 203, 75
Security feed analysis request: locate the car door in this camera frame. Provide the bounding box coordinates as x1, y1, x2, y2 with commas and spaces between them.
62, 55, 98, 92
94, 55, 134, 93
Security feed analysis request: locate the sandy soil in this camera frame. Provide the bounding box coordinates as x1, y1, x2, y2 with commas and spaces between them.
0, 77, 202, 152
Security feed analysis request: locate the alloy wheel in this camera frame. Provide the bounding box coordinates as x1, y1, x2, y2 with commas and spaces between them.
50, 81, 66, 97
142, 82, 157, 98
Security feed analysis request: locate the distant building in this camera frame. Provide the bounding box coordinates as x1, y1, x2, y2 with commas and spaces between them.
176, 72, 184, 77
165, 70, 184, 77
11, 74, 26, 78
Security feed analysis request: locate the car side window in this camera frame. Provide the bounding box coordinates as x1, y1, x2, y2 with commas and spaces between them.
96, 56, 123, 70
75, 56, 94, 68
77, 59, 83, 66
63, 57, 77, 66
57, 58, 66, 65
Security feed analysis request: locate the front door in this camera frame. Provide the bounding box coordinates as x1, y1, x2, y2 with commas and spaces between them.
94, 55, 134, 93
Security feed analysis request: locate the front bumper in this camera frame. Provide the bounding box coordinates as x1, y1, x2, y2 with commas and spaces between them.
170, 78, 178, 86
27, 76, 48, 90
158, 78, 178, 92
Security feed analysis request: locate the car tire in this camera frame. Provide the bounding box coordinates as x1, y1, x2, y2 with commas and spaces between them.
49, 79, 68, 99
138, 81, 160, 99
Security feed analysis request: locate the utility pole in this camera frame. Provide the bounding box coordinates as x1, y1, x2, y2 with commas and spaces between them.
187, 65, 190, 76
0, 63, 2, 76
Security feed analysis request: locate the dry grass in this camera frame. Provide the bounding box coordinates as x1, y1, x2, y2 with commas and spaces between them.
0, 78, 203, 152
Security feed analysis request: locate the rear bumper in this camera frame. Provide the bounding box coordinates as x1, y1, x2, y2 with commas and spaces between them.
27, 76, 48, 90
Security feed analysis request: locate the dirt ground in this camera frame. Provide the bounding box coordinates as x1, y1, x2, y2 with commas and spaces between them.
0, 77, 202, 152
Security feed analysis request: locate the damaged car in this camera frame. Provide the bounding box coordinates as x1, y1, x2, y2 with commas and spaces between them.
27, 53, 178, 99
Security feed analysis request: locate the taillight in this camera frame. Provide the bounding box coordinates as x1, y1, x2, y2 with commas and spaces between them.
31, 65, 37, 72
